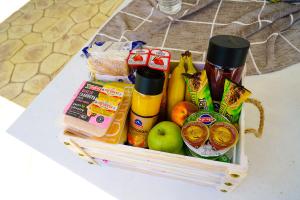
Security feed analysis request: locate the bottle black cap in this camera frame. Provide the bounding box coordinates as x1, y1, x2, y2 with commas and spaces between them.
135, 67, 165, 95
207, 35, 250, 69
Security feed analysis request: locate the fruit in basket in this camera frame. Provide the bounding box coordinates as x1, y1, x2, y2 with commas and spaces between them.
184, 51, 197, 102
171, 101, 198, 127
148, 121, 183, 153
167, 55, 186, 119
209, 122, 239, 151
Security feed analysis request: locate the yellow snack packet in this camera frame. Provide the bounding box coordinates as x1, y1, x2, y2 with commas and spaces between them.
219, 79, 251, 124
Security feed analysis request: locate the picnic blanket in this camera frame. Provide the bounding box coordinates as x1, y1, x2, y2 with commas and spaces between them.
94, 0, 300, 75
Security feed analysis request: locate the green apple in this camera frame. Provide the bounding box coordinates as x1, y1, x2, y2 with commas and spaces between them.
148, 121, 183, 153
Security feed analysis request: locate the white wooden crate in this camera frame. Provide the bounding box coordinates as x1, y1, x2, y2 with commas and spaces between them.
60, 62, 264, 192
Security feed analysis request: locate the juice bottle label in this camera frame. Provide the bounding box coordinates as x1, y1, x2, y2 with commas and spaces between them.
127, 111, 158, 148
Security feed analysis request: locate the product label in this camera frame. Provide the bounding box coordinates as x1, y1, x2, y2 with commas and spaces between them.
127, 111, 158, 147
185, 111, 229, 127
219, 79, 251, 124
64, 81, 124, 129
127, 49, 150, 67
197, 114, 216, 125
183, 70, 214, 112
65, 81, 101, 122
148, 49, 170, 71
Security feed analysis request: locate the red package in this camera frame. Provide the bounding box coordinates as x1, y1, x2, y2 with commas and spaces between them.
127, 49, 150, 68
148, 49, 171, 72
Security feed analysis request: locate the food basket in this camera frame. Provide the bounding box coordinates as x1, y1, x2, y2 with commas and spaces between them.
60, 62, 264, 192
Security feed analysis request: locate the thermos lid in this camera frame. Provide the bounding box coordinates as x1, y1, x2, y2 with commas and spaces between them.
135, 67, 165, 95
207, 35, 250, 69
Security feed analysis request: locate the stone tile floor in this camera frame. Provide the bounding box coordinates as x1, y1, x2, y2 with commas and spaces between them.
0, 0, 123, 107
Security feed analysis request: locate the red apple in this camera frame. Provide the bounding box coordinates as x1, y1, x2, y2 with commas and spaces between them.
171, 101, 198, 127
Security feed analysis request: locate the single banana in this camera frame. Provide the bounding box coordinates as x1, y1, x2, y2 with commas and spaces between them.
167, 55, 186, 119
185, 51, 197, 101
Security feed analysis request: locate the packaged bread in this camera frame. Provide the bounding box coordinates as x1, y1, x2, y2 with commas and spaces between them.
63, 81, 124, 137
83, 41, 145, 77
87, 50, 129, 76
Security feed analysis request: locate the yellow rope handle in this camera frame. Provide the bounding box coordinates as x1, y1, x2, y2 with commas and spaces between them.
244, 98, 265, 138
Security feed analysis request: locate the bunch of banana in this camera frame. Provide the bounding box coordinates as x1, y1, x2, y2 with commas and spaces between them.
167, 55, 186, 119
184, 51, 197, 101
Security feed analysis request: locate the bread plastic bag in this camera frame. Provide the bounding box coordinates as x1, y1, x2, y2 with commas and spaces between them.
82, 40, 145, 76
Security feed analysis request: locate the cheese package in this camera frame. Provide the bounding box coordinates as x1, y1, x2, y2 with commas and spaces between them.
63, 81, 124, 137
64, 82, 134, 143
64, 122, 128, 144
90, 82, 134, 143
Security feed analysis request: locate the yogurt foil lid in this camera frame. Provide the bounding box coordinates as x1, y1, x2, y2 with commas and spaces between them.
183, 111, 233, 158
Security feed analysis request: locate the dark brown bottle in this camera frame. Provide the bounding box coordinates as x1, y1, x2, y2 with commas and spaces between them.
205, 35, 250, 110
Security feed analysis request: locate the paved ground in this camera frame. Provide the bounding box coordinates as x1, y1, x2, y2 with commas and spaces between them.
0, 0, 123, 107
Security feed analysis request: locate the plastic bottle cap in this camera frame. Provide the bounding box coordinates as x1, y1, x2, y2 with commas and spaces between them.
135, 67, 165, 95
207, 35, 250, 69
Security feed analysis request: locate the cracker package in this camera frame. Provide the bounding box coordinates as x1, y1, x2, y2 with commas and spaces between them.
219, 79, 251, 124
183, 70, 214, 111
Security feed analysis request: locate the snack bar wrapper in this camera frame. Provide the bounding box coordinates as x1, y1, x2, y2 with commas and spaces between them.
219, 79, 251, 124
183, 70, 214, 111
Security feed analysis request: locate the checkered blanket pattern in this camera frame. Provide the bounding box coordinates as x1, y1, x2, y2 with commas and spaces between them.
93, 0, 300, 75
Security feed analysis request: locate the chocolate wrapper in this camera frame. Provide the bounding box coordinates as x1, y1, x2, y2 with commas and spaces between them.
183, 70, 214, 111
219, 79, 251, 124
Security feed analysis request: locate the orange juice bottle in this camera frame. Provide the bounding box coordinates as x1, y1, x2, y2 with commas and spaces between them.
128, 67, 165, 147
